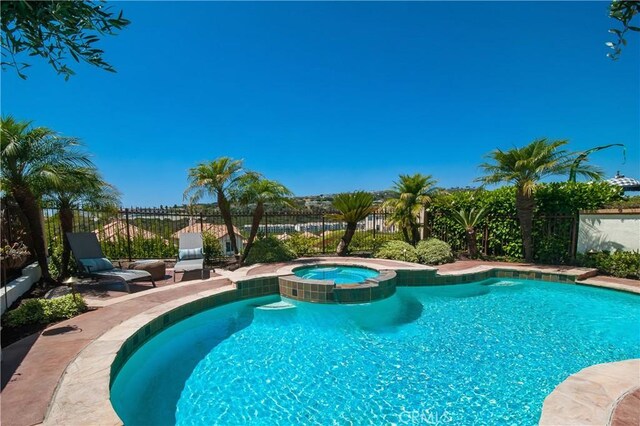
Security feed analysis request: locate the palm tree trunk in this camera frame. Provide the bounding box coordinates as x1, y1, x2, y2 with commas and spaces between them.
217, 191, 238, 256
515, 189, 535, 263
401, 227, 411, 243
411, 224, 420, 246
59, 205, 74, 279
241, 202, 263, 263
466, 228, 477, 258
12, 187, 52, 282
336, 222, 357, 256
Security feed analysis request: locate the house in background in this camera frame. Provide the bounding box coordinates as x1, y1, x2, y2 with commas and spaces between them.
172, 223, 244, 256
94, 220, 159, 242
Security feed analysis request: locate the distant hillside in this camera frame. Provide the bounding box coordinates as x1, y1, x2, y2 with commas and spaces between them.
155, 186, 480, 211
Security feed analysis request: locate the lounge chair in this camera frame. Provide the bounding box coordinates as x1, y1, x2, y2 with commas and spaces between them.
66, 232, 156, 293
174, 232, 206, 282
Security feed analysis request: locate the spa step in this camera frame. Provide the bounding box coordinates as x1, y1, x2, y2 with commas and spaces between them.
256, 301, 296, 310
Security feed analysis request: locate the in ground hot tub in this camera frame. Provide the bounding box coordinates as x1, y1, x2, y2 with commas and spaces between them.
281, 264, 395, 303
293, 265, 380, 284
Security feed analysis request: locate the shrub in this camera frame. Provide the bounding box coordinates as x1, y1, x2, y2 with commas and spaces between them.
374, 241, 419, 263
4, 294, 87, 327
244, 236, 297, 265
578, 250, 640, 279
416, 238, 454, 265
47, 239, 79, 279
348, 232, 387, 253
202, 231, 225, 263
284, 234, 318, 257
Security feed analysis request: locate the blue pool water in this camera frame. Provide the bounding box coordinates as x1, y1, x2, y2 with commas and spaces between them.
293, 265, 379, 283
111, 279, 640, 425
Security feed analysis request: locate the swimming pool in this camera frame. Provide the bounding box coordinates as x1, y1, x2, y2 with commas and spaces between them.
293, 265, 380, 284
110, 279, 640, 425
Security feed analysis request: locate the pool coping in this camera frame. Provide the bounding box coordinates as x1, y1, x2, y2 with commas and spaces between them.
5, 259, 635, 426
539, 359, 640, 426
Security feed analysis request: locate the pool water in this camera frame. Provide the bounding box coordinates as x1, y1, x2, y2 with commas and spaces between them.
293, 265, 379, 284
111, 279, 640, 425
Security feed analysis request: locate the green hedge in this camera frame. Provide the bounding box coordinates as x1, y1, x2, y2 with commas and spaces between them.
4, 294, 87, 327
427, 182, 622, 264
577, 251, 640, 279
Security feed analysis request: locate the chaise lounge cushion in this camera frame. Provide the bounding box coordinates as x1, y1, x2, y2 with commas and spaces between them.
174, 258, 204, 272
92, 268, 152, 282
178, 248, 203, 261
79, 257, 114, 272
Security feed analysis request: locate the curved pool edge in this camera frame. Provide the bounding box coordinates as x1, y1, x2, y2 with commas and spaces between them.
42, 261, 637, 426
540, 359, 640, 426
43, 284, 238, 426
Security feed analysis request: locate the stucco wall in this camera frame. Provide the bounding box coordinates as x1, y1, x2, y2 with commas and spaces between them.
577, 210, 640, 253
0, 262, 41, 316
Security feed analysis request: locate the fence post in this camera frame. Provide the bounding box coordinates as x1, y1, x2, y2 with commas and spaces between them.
483, 225, 489, 255
373, 211, 376, 239
572, 215, 577, 260
264, 211, 268, 237
125, 208, 132, 261
322, 214, 326, 254
199, 212, 204, 233
5, 206, 12, 244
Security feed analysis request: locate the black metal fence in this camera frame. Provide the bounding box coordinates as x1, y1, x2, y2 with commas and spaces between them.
4, 203, 579, 265
424, 212, 578, 263
40, 207, 401, 261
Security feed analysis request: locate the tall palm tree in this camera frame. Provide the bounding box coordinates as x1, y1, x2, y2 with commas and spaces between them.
450, 207, 487, 258
383, 174, 437, 245
1, 116, 93, 282
44, 167, 120, 278
478, 138, 602, 262
330, 191, 375, 256
233, 174, 294, 263
184, 157, 244, 256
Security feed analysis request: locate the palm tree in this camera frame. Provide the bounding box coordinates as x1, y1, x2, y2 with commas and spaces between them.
450, 207, 487, 258
330, 191, 375, 256
568, 143, 625, 182
233, 174, 294, 263
1, 116, 93, 282
383, 174, 437, 245
478, 138, 602, 262
184, 157, 244, 257
44, 167, 120, 279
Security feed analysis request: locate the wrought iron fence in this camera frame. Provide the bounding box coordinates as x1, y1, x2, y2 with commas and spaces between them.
40, 206, 401, 261
4, 203, 579, 265
424, 211, 578, 262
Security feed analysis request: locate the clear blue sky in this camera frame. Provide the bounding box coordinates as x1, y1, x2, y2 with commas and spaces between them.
3, 1, 639, 207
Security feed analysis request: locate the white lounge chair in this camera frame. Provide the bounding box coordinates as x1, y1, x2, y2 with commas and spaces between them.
174, 232, 206, 282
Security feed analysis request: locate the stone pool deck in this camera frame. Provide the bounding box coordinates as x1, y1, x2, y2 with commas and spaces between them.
0, 258, 638, 426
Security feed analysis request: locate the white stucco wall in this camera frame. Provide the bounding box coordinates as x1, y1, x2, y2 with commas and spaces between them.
577, 212, 640, 253
0, 262, 42, 316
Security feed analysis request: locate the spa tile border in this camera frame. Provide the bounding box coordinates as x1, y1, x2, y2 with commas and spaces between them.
278, 270, 397, 303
